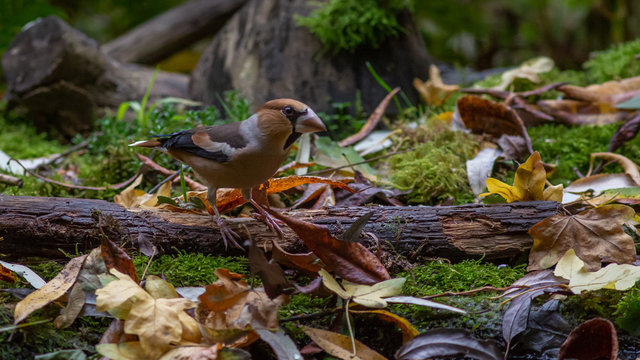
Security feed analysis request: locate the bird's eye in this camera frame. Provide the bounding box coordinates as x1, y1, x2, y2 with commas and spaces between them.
283, 106, 294, 116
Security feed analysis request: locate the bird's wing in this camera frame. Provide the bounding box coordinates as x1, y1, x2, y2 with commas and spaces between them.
157, 122, 247, 163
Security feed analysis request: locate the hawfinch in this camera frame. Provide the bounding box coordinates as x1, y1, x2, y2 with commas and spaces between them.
130, 99, 327, 249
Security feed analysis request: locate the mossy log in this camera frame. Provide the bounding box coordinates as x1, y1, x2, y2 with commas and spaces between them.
0, 195, 559, 261
102, 0, 248, 64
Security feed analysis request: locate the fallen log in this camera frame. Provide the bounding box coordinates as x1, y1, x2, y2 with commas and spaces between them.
1, 16, 189, 139
103, 0, 248, 64
0, 195, 559, 261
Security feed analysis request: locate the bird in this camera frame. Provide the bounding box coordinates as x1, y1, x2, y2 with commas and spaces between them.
129, 99, 327, 249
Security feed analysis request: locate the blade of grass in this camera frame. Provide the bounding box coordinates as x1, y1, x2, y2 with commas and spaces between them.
180, 164, 188, 202
139, 68, 159, 128
366, 61, 403, 112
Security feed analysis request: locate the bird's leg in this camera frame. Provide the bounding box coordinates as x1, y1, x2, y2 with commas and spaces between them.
207, 187, 242, 250
242, 188, 283, 236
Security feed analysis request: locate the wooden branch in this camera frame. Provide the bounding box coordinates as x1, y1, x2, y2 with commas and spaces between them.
0, 196, 560, 261
103, 0, 247, 64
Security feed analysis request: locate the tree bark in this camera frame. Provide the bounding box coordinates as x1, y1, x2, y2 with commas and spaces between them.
1, 16, 189, 139
0, 195, 559, 261
103, 0, 248, 64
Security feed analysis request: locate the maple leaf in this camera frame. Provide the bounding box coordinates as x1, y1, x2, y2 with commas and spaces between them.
527, 204, 636, 271
95, 269, 196, 359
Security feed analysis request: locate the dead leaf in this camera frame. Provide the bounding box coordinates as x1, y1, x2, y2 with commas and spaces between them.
558, 76, 640, 104
319, 269, 403, 308
554, 248, 640, 293
466, 146, 502, 196
14, 254, 87, 324
339, 211, 374, 242
384, 296, 466, 314
481, 151, 559, 202
159, 345, 251, 360
591, 152, 640, 185
558, 318, 618, 360
537, 99, 629, 125
414, 65, 459, 106
291, 183, 328, 209
96, 269, 197, 359
301, 325, 387, 360
255, 328, 303, 360
270, 239, 323, 273
395, 328, 503, 360
248, 238, 291, 299
53, 282, 85, 328
501, 270, 567, 355
114, 175, 171, 209
563, 173, 637, 203
497, 135, 529, 161
96, 342, 146, 360
527, 204, 636, 271
267, 209, 390, 284
492, 57, 554, 91
607, 112, 640, 153
0, 263, 15, 282
339, 87, 400, 147
311, 185, 335, 209
349, 309, 419, 343
457, 96, 530, 142
101, 236, 139, 283
0, 260, 46, 289
196, 269, 286, 347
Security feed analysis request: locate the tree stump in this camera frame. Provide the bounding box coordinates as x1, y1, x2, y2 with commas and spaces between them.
190, 0, 431, 115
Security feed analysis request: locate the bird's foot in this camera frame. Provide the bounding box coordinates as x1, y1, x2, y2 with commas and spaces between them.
250, 205, 284, 236
214, 216, 243, 250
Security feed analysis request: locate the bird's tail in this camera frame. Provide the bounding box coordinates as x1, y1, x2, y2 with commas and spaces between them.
129, 139, 163, 148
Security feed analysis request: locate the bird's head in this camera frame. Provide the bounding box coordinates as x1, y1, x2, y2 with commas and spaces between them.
255, 99, 327, 149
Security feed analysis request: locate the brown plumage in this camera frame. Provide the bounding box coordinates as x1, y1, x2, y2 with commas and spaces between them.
130, 98, 326, 249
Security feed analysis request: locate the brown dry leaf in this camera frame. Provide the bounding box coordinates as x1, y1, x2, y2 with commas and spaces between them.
101, 236, 139, 283
196, 269, 287, 347
537, 99, 628, 125
248, 238, 291, 299
456, 96, 533, 153
492, 57, 554, 91
96, 269, 197, 359
96, 341, 146, 360
302, 325, 387, 360
414, 65, 459, 106
481, 151, 554, 202
528, 204, 636, 271
349, 309, 419, 344
591, 152, 640, 185
558, 318, 618, 360
114, 175, 171, 208
270, 239, 323, 273
339, 87, 400, 147
14, 254, 87, 324
53, 282, 85, 328
0, 263, 15, 282
558, 76, 640, 104
267, 209, 390, 285
186, 175, 354, 213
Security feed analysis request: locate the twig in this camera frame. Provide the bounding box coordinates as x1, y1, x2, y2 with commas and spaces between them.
422, 285, 530, 300
0, 173, 22, 187
9, 158, 139, 191
338, 87, 400, 147
36, 139, 91, 170
306, 149, 411, 176
149, 171, 180, 194
139, 247, 157, 283
135, 153, 206, 191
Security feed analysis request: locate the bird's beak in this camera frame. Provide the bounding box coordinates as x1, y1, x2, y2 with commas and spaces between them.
295, 109, 327, 133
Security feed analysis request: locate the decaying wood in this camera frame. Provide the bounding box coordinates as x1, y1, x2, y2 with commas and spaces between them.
0, 195, 560, 261
103, 0, 247, 64
1, 16, 189, 139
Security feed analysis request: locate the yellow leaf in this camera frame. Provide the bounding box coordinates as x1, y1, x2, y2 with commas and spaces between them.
481, 151, 550, 202
554, 249, 640, 294
543, 183, 564, 202
114, 175, 171, 208
95, 269, 149, 319
96, 342, 146, 360
319, 269, 350, 299
125, 296, 196, 359
319, 269, 405, 308
302, 326, 388, 360
14, 255, 87, 324
413, 65, 459, 106
145, 275, 179, 299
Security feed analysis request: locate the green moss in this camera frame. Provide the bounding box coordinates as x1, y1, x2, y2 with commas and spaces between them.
615, 286, 640, 336
133, 252, 249, 287
389, 120, 478, 204
0, 112, 67, 159
584, 39, 640, 83
528, 123, 622, 185
296, 0, 412, 54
